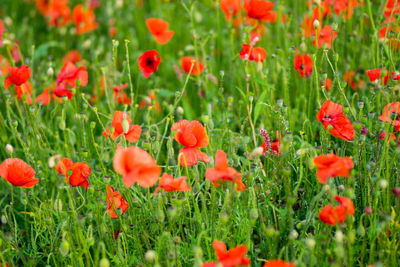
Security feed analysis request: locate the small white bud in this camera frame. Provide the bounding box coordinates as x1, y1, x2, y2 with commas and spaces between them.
145, 250, 156, 262
47, 67, 54, 76
379, 179, 388, 189
335, 230, 344, 243
305, 237, 315, 248
5, 144, 13, 154
83, 39, 91, 49
313, 20, 320, 30
176, 106, 184, 115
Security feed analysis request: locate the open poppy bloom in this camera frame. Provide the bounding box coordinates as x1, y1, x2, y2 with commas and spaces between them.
0, 158, 39, 188
294, 54, 313, 78
260, 130, 280, 155
36, 88, 51, 106
334, 0, 359, 19
239, 44, 267, 62
244, 0, 276, 22
181, 57, 205, 75
379, 102, 400, 132
319, 195, 354, 225
55, 61, 88, 99
4, 65, 31, 92
106, 185, 129, 218
72, 5, 98, 34
171, 120, 210, 167
154, 173, 191, 195
384, 0, 400, 19
112, 83, 132, 105
313, 25, 337, 49
202, 240, 251, 267
220, 0, 242, 21
145, 18, 174, 44
103, 111, 142, 143
36, 0, 71, 27
206, 150, 245, 191
263, 260, 296, 267
54, 157, 91, 191
366, 69, 391, 85
316, 100, 355, 141
113, 146, 161, 188
63, 50, 82, 64
138, 50, 161, 78
313, 154, 354, 184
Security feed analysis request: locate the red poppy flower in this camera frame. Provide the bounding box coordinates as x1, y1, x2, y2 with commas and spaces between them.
316, 100, 355, 141
206, 150, 245, 191
181, 57, 205, 75
0, 19, 5, 47
313, 25, 337, 49
379, 25, 400, 49
384, 0, 400, 19
220, 0, 242, 21
36, 0, 71, 27
379, 102, 400, 132
171, 120, 210, 167
366, 69, 391, 85
239, 44, 267, 62
103, 111, 142, 143
202, 240, 251, 267
313, 154, 354, 184
138, 50, 161, 78
113, 146, 161, 187
54, 157, 91, 191
334, 0, 359, 19
72, 5, 98, 34
63, 50, 82, 64
294, 54, 313, 78
244, 0, 276, 22
319, 195, 354, 225
154, 173, 191, 195
106, 185, 129, 218
145, 18, 174, 44
4, 65, 31, 89
55, 61, 88, 99
0, 158, 39, 188
263, 260, 296, 267
260, 131, 280, 155
36, 88, 51, 106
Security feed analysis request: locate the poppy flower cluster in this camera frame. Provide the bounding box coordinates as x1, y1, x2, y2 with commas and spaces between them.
319, 195, 355, 225
171, 120, 210, 167
313, 154, 354, 184
35, 0, 71, 27
103, 111, 142, 143
202, 240, 251, 267
72, 5, 98, 35
316, 100, 355, 141
54, 156, 91, 191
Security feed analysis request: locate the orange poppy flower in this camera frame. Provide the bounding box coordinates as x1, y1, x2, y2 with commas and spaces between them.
112, 83, 132, 105
263, 260, 296, 267
36, 0, 71, 27
103, 111, 142, 143
145, 18, 174, 44
379, 102, 400, 132
63, 50, 82, 64
334, 0, 359, 19
55, 61, 88, 99
0, 158, 39, 188
113, 146, 161, 187
313, 25, 337, 49
36, 88, 51, 106
206, 150, 245, 191
171, 120, 210, 167
294, 54, 313, 78
72, 5, 98, 34
138, 50, 161, 78
244, 0, 276, 22
202, 240, 251, 267
319, 195, 354, 225
154, 173, 191, 195
106, 185, 129, 218
239, 44, 267, 62
325, 78, 332, 91
343, 70, 360, 90
366, 69, 391, 85
220, 0, 242, 21
313, 154, 354, 184
4, 65, 31, 90
316, 100, 355, 141
54, 157, 91, 191
181, 57, 205, 75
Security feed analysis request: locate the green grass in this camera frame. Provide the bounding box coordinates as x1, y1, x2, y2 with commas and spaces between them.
0, 0, 400, 266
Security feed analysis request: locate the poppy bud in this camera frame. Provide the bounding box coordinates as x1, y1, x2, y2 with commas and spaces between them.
333, 53, 339, 63
167, 206, 177, 219
266, 226, 275, 237
305, 238, 315, 248
364, 206, 372, 214
193, 246, 203, 259
1, 214, 7, 224
202, 115, 209, 124
99, 258, 110, 267
90, 121, 96, 129
176, 106, 184, 115
54, 199, 63, 213
379, 179, 388, 189
2, 39, 11, 46
116, 0, 123, 8
357, 224, 365, 237
249, 208, 258, 220
5, 144, 13, 154
290, 230, 298, 239
228, 96, 234, 103
83, 40, 92, 49
60, 240, 70, 257
145, 250, 156, 262
219, 212, 229, 224
12, 120, 18, 127
122, 118, 130, 135
249, 147, 263, 160
59, 121, 66, 130
313, 20, 320, 30
156, 209, 165, 222
332, 22, 338, 31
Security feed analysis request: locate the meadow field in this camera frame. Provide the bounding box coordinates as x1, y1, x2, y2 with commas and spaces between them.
0, 0, 400, 266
